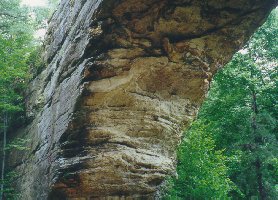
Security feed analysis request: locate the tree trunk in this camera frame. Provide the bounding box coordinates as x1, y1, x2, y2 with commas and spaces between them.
251, 90, 266, 200
0, 112, 7, 200
255, 158, 266, 200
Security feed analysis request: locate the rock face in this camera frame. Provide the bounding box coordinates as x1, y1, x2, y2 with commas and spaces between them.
8, 0, 276, 199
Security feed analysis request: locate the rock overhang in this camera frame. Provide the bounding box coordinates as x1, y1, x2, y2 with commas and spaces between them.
8, 0, 277, 199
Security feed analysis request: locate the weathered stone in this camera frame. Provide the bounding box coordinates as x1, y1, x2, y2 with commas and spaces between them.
8, 0, 277, 199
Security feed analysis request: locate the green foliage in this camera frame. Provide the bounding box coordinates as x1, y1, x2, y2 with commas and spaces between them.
0, 0, 36, 115
26, 46, 46, 78
0, 0, 30, 34
164, 122, 235, 200
0, 35, 32, 112
5, 138, 30, 151
248, 10, 278, 62
0, 171, 21, 200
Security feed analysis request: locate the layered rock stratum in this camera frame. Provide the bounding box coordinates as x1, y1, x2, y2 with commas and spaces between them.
8, 0, 277, 199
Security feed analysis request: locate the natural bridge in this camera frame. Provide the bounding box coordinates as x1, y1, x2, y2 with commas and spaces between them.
8, 0, 277, 199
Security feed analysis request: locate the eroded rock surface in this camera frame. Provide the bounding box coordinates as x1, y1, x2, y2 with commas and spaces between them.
8, 0, 277, 199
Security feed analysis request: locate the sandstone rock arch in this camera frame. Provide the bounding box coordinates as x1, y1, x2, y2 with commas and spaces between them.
8, 0, 277, 199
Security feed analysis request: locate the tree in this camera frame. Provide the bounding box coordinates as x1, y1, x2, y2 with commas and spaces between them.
206, 53, 278, 199
0, 0, 33, 35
